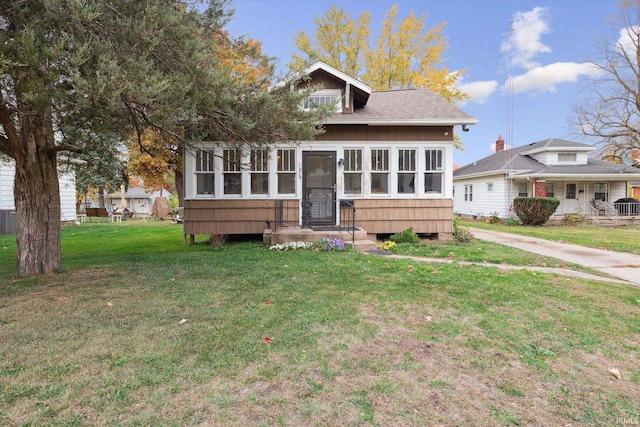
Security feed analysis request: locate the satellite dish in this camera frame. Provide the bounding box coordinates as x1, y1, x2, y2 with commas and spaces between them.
622, 156, 634, 166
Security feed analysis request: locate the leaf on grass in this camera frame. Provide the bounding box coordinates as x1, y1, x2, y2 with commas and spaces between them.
264, 300, 273, 305
608, 367, 621, 380
179, 319, 188, 325
408, 265, 414, 271
262, 336, 273, 344
106, 301, 113, 307
425, 316, 433, 322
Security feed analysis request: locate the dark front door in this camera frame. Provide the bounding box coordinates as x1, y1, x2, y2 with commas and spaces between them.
303, 151, 336, 225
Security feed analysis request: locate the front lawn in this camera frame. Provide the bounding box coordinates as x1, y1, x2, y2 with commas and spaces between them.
1, 223, 639, 425
464, 220, 640, 255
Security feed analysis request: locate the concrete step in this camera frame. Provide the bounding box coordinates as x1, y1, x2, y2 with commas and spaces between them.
349, 240, 379, 252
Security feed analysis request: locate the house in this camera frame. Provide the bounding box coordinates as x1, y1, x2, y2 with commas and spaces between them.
453, 136, 640, 224
1, 160, 77, 234
87, 187, 171, 217
183, 61, 478, 242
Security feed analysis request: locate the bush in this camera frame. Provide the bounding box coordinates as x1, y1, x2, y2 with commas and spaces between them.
505, 218, 520, 226
513, 197, 560, 226
453, 217, 473, 243
312, 237, 346, 252
488, 212, 502, 224
390, 227, 420, 244
377, 241, 397, 251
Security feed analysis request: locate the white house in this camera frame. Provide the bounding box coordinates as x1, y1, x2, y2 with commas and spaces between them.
88, 187, 172, 216
453, 136, 640, 224
1, 160, 77, 234
183, 61, 478, 242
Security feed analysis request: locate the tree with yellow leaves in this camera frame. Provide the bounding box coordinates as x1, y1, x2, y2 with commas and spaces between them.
290, 4, 467, 104
288, 5, 371, 78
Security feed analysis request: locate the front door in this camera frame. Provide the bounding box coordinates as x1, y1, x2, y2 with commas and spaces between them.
303, 151, 336, 225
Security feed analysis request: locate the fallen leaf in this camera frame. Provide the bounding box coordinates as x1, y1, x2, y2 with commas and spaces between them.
408, 265, 414, 271
106, 301, 113, 307
262, 336, 273, 344
608, 367, 621, 380
264, 300, 273, 305
425, 316, 433, 322
179, 319, 188, 325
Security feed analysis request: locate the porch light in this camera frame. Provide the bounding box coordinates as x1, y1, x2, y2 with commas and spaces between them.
338, 158, 345, 166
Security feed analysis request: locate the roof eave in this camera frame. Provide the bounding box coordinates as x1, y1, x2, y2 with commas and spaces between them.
324, 118, 479, 126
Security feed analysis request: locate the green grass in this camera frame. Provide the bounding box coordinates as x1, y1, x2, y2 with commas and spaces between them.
463, 220, 640, 255
1, 222, 640, 425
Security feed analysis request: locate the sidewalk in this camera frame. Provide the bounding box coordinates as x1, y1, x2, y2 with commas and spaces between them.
469, 228, 640, 286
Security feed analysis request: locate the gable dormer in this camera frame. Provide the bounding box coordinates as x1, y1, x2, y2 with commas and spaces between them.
520, 138, 595, 166
272, 61, 371, 114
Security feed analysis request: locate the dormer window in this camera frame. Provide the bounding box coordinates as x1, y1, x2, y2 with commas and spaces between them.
303, 89, 342, 113
558, 153, 577, 162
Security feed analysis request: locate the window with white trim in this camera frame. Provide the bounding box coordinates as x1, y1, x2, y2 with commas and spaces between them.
303, 89, 342, 113
487, 182, 494, 192
594, 182, 608, 201
565, 183, 577, 200
223, 149, 242, 195
518, 182, 528, 197
546, 182, 555, 198
398, 149, 416, 194
424, 149, 443, 194
370, 149, 389, 194
558, 152, 577, 162
277, 149, 296, 194
250, 149, 269, 195
464, 184, 473, 201
343, 149, 362, 195
195, 149, 215, 195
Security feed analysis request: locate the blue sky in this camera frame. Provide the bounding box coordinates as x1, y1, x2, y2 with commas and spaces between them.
224, 0, 620, 166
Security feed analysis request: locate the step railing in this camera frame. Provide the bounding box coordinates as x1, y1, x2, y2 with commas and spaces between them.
339, 199, 356, 244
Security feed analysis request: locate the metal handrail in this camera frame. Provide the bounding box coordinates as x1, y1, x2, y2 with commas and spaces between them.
339, 199, 356, 244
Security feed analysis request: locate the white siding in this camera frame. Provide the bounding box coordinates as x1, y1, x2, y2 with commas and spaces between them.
0, 162, 77, 222
453, 174, 509, 218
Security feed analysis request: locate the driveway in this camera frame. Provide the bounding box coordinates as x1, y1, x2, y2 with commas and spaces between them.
470, 228, 640, 286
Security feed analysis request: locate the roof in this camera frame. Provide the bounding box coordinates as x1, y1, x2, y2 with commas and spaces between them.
325, 88, 478, 126
454, 138, 640, 179
270, 61, 372, 97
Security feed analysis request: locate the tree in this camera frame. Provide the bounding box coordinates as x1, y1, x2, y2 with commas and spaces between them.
289, 4, 467, 104
0, 0, 327, 277
575, 0, 640, 159
288, 5, 371, 78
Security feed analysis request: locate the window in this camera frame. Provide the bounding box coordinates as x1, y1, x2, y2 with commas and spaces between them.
304, 89, 342, 113
195, 149, 215, 195
464, 184, 473, 201
398, 149, 416, 194
223, 149, 242, 195
518, 182, 528, 197
424, 149, 443, 194
370, 149, 389, 194
250, 149, 269, 195
558, 153, 577, 162
277, 149, 296, 194
594, 182, 608, 201
343, 149, 362, 195
546, 182, 555, 198
565, 183, 577, 200
487, 182, 494, 192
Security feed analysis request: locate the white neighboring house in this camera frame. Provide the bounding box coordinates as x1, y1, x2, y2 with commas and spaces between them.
88, 187, 172, 216
1, 159, 77, 234
453, 137, 640, 224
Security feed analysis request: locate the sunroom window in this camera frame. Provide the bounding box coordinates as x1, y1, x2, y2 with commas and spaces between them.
277, 149, 296, 194
250, 149, 269, 195
343, 149, 362, 195
223, 149, 242, 195
370, 149, 389, 194
195, 149, 215, 195
398, 149, 416, 194
424, 149, 443, 194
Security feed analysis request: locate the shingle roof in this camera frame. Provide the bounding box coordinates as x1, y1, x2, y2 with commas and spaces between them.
325, 88, 478, 126
454, 138, 640, 178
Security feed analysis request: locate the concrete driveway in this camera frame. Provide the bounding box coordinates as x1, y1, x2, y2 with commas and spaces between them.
470, 228, 640, 286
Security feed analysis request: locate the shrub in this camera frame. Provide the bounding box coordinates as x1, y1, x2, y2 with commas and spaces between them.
453, 217, 473, 243
377, 241, 397, 251
505, 217, 520, 226
269, 241, 312, 251
390, 227, 420, 244
488, 212, 502, 224
513, 197, 560, 226
563, 213, 584, 226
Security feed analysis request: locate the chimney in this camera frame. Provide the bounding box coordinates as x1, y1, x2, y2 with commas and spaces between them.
631, 148, 639, 162
495, 135, 505, 152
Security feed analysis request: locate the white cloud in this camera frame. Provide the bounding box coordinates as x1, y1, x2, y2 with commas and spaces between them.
508, 62, 601, 94
501, 7, 551, 70
617, 26, 640, 58
457, 80, 499, 105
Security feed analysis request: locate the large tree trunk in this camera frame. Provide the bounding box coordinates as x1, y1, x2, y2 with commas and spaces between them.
175, 168, 185, 207
13, 110, 62, 277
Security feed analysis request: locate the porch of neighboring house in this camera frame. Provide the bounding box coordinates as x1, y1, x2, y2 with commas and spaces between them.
517, 179, 639, 226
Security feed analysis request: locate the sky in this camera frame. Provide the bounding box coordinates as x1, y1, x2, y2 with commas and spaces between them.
224, 0, 622, 167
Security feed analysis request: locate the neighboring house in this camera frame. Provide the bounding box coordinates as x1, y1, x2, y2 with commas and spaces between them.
453, 136, 640, 224
87, 187, 171, 216
1, 160, 77, 234
183, 61, 477, 242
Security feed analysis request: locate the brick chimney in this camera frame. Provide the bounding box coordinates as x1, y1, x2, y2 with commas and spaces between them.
631, 148, 639, 162
495, 135, 505, 152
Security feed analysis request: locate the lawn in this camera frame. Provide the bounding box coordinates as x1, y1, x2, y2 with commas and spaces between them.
1, 223, 639, 425
463, 220, 640, 255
